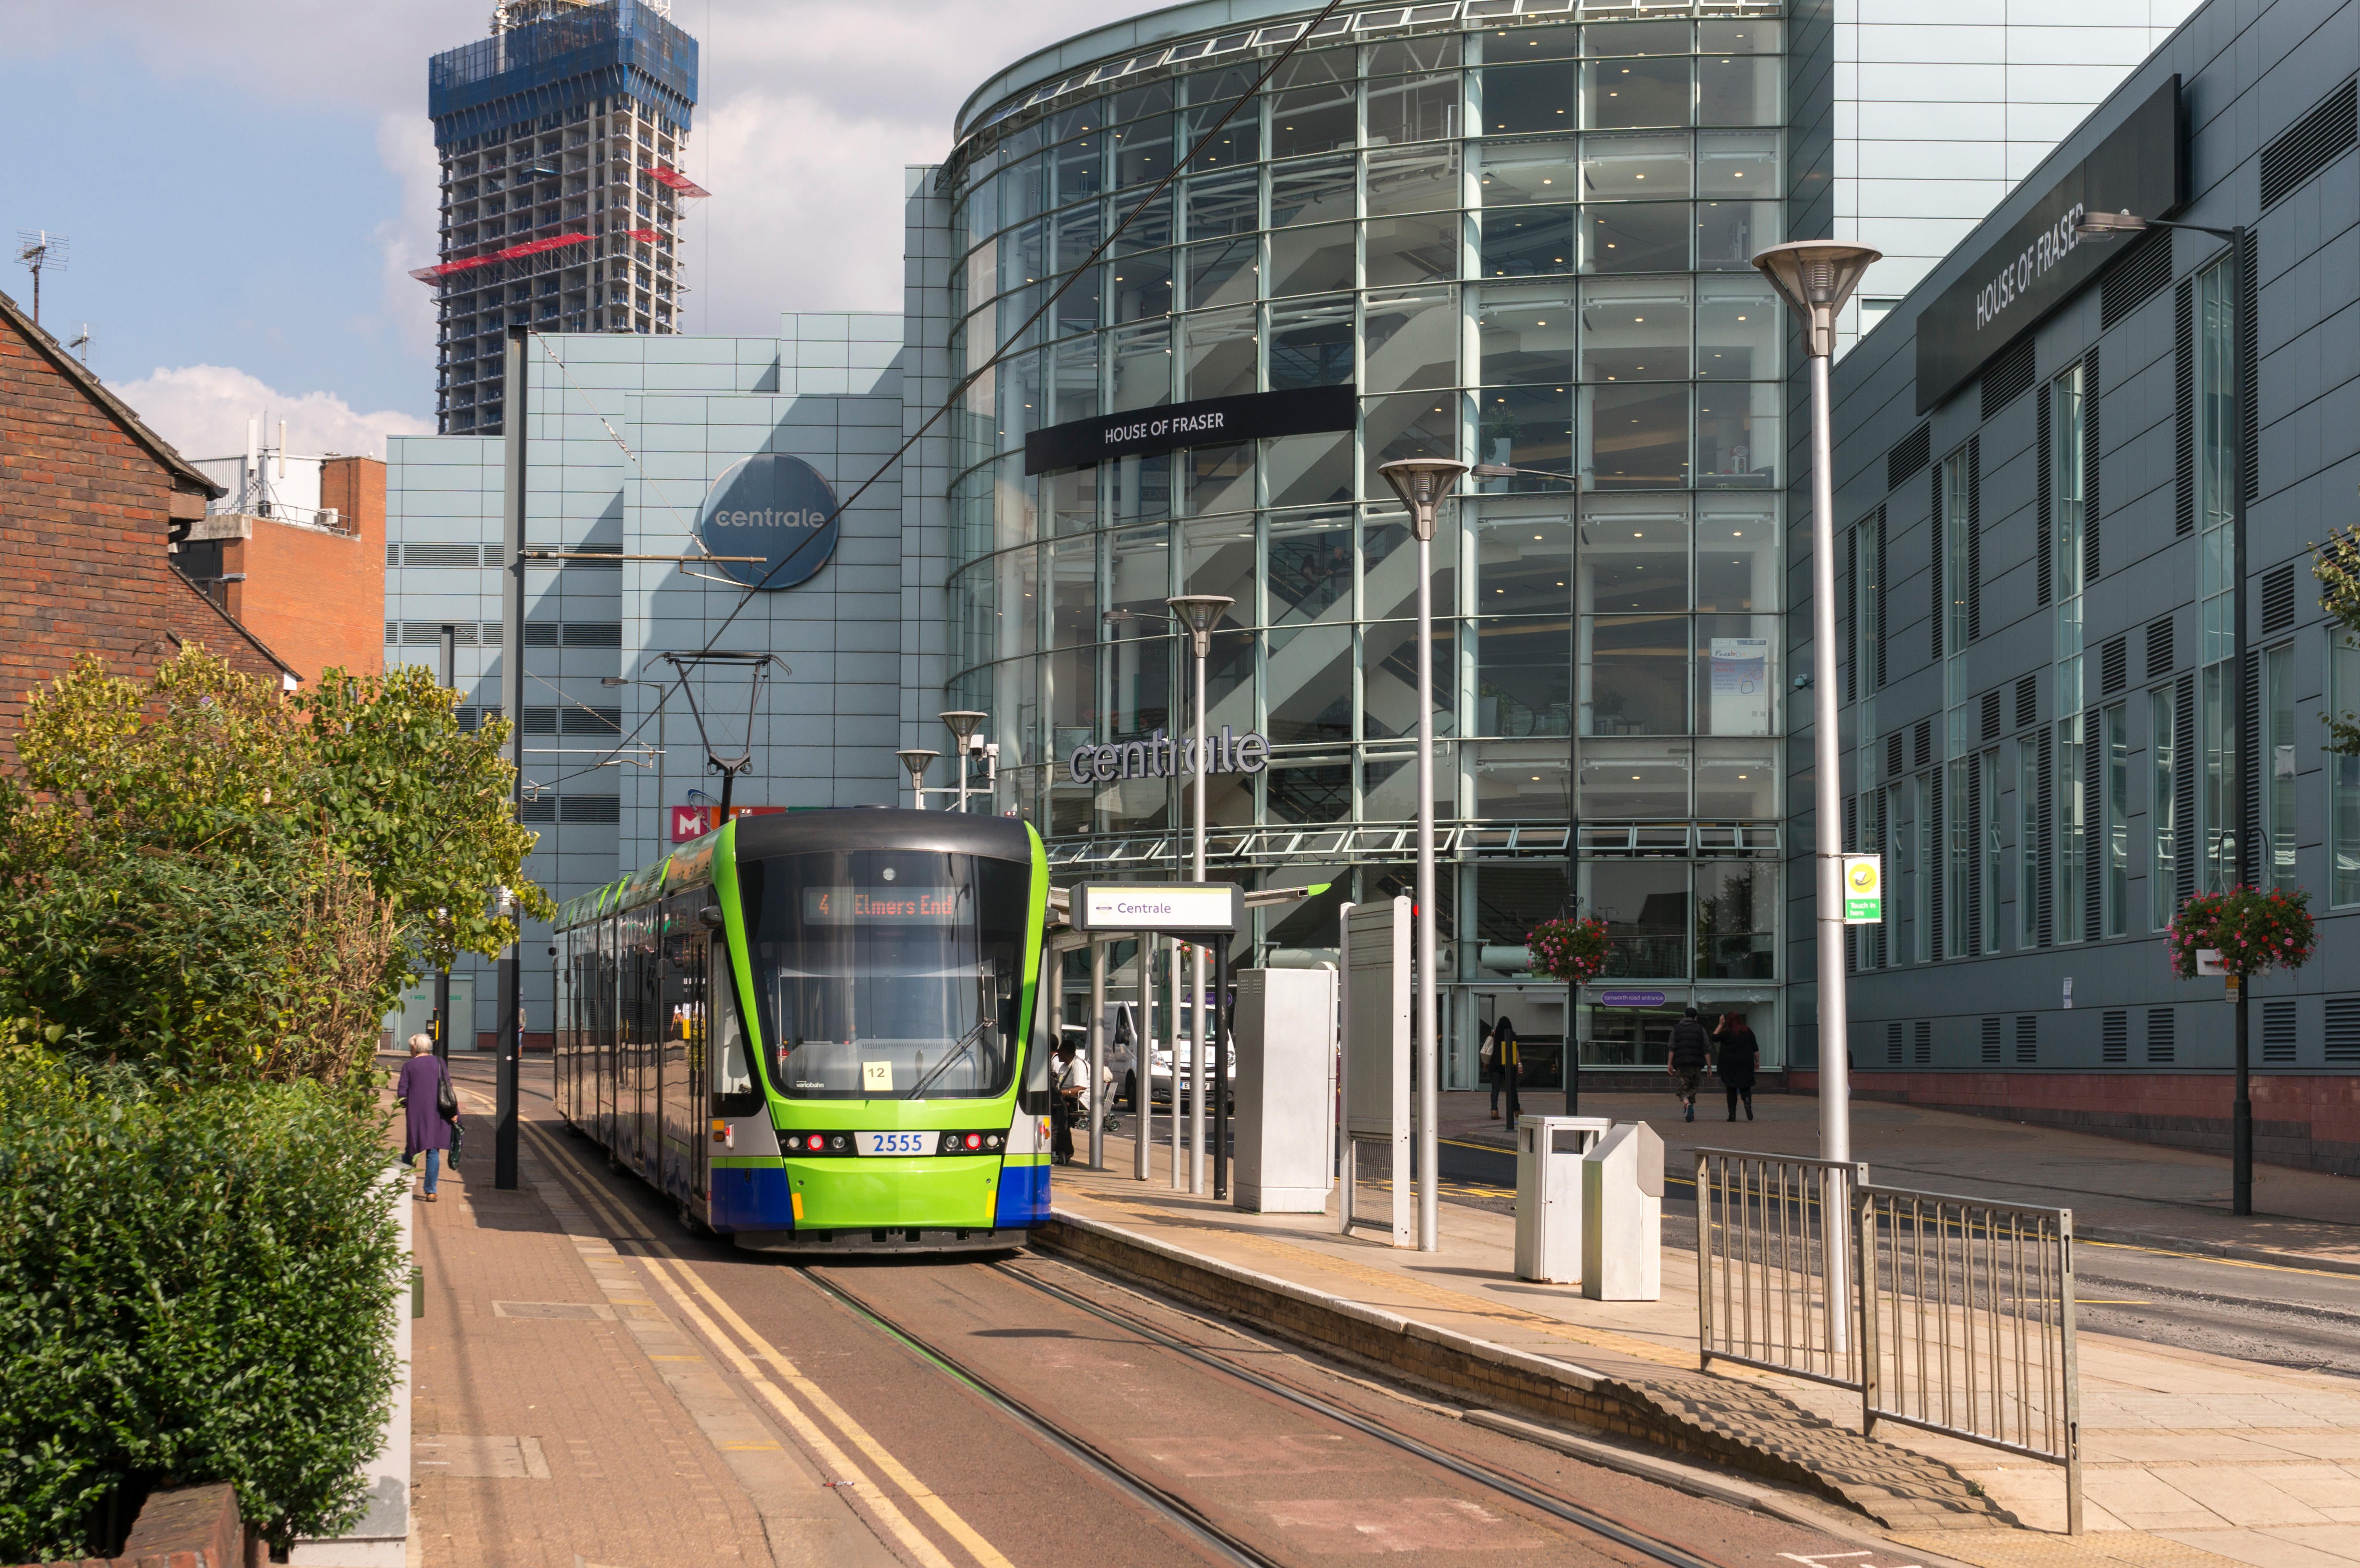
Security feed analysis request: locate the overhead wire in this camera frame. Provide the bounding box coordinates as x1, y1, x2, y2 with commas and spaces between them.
523, 1, 1351, 795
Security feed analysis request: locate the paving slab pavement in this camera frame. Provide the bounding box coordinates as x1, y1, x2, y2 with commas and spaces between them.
1058, 1127, 2360, 1568
1438, 1088, 2360, 1267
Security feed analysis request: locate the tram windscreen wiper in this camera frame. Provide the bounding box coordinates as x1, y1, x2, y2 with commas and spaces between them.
903, 1017, 990, 1100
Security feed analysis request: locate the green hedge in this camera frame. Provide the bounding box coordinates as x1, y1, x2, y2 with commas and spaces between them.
0, 1054, 402, 1560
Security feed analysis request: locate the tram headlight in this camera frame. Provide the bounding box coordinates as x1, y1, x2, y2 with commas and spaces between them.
940, 1133, 963, 1154
985, 1134, 1004, 1151
829, 1134, 849, 1152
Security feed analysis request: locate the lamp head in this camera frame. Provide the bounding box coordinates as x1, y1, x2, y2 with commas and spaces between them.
1165, 594, 1234, 658
2075, 208, 2147, 242
1749, 240, 1883, 357
895, 748, 938, 787
938, 710, 987, 747
1376, 456, 1470, 540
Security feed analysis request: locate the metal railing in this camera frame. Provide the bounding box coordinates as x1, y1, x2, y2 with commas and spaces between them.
1857, 1184, 2081, 1534
1695, 1151, 1867, 1389
1691, 1155, 2083, 1534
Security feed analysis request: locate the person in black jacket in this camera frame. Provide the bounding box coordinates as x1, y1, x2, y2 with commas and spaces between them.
1490, 1015, 1522, 1127
1714, 1010, 1759, 1122
1666, 1006, 1710, 1123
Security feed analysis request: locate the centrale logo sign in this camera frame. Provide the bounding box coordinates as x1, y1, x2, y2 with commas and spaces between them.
1067, 726, 1269, 785
710, 507, 828, 529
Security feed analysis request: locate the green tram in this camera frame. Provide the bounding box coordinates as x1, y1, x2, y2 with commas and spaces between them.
550, 808, 1054, 1251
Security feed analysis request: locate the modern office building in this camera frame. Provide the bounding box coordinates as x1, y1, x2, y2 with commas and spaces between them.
422, 0, 700, 436
1826, 0, 2360, 1173
384, 0, 2219, 1096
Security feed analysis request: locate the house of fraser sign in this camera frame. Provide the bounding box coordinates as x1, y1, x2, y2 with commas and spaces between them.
1914, 76, 2183, 414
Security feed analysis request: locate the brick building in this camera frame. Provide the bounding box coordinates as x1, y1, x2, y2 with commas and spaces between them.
0, 287, 296, 755
180, 443, 388, 687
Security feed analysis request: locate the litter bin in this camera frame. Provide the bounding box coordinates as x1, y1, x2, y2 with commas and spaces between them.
1513, 1115, 1612, 1284
1581, 1121, 1665, 1300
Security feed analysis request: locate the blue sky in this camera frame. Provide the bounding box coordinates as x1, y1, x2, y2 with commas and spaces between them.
1, 0, 1115, 459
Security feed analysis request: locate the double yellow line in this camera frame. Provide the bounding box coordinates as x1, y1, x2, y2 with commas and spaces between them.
517, 1121, 1015, 1568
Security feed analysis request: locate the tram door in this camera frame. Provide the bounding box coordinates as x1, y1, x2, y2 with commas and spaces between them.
656, 891, 706, 1205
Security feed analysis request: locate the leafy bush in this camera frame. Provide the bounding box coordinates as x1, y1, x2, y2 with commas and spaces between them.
0, 1049, 403, 1560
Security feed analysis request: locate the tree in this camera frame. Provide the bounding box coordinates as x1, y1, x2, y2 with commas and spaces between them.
0, 649, 552, 1081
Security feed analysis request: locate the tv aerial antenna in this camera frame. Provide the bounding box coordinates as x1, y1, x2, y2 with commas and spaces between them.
16, 231, 66, 327
659, 652, 788, 818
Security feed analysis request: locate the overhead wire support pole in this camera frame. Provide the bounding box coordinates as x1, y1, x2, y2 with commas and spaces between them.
2077, 208, 2252, 1212
496, 324, 529, 1191
436, 624, 457, 1064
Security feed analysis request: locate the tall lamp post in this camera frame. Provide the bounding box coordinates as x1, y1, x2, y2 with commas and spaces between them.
2077, 208, 2253, 1213
1377, 457, 1468, 1254
1167, 593, 1233, 1197
896, 748, 940, 811
1751, 241, 1880, 1167
940, 710, 988, 812
1751, 241, 1880, 1217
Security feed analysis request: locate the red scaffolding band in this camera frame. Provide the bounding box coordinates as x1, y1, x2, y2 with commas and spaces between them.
642, 164, 711, 198
622, 228, 663, 244
408, 231, 594, 283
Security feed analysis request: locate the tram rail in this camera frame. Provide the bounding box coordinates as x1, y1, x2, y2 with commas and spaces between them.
809, 1258, 1732, 1568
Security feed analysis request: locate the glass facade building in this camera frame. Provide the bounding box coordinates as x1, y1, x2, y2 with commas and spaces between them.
933, 2, 1788, 1086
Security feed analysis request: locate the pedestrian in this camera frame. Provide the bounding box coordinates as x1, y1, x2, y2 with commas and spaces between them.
1492, 1014, 1523, 1128
1480, 1019, 1500, 1118
1666, 1006, 1710, 1123
396, 1032, 459, 1201
1051, 1040, 1082, 1164
1714, 1010, 1759, 1122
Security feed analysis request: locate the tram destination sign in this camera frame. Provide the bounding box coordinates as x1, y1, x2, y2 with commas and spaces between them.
1916, 75, 2182, 414
1069, 882, 1246, 935
1024, 384, 1356, 476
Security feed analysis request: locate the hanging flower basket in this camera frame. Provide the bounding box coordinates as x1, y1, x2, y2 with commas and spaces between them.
1527, 916, 1610, 985
2165, 886, 2317, 980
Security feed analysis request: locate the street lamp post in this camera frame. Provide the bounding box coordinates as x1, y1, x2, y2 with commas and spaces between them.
2078, 208, 2253, 1215
940, 710, 987, 812
1377, 457, 1469, 1255
1751, 242, 1880, 1188
896, 748, 940, 811
1167, 594, 1232, 1197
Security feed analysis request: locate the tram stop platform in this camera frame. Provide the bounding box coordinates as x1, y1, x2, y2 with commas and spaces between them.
1055, 1096, 2360, 1568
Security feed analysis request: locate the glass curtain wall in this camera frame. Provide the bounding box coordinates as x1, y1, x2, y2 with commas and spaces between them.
941, 9, 1785, 1078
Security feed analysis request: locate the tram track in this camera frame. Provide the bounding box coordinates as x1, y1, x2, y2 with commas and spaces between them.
800, 1267, 1279, 1568
807, 1257, 1738, 1568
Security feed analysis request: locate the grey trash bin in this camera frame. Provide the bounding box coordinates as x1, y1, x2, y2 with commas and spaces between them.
1512, 1115, 1611, 1284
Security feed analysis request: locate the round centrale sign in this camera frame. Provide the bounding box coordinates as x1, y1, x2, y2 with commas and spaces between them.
696, 453, 841, 590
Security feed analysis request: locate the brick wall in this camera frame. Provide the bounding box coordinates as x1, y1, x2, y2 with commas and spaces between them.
0, 300, 291, 763
224, 455, 386, 684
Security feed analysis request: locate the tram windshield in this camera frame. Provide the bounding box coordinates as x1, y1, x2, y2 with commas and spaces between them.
740, 849, 1031, 1100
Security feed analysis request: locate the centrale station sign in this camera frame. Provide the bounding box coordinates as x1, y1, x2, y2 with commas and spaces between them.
1067, 725, 1270, 784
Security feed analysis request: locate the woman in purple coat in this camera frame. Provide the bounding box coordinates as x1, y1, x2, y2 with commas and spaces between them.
395, 1034, 459, 1200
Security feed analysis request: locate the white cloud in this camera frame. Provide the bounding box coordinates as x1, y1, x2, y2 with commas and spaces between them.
112, 364, 435, 461
373, 113, 444, 357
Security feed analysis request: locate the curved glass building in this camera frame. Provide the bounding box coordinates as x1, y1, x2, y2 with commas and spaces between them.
929, 0, 1789, 1086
